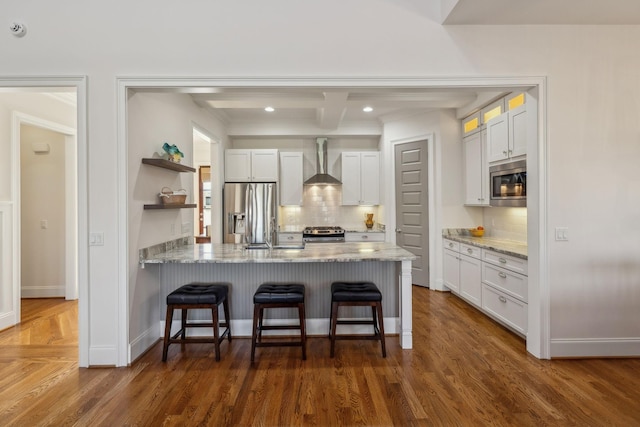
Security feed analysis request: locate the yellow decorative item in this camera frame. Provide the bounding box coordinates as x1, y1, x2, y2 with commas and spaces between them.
469, 228, 484, 237
365, 213, 375, 229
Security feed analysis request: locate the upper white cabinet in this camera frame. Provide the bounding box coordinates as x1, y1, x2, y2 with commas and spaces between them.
463, 129, 489, 206
279, 152, 303, 206
341, 151, 380, 206
225, 149, 278, 182
486, 104, 527, 164
462, 98, 505, 136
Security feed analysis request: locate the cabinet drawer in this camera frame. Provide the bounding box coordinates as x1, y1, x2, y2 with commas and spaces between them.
481, 249, 528, 275
482, 284, 528, 335
443, 239, 460, 252
278, 233, 302, 244
346, 232, 385, 242
482, 263, 528, 302
459, 243, 481, 259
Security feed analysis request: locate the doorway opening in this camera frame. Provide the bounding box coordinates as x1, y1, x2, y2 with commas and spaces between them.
0, 80, 87, 367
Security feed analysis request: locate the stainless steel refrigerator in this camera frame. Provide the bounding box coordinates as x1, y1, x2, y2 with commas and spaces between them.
223, 182, 277, 244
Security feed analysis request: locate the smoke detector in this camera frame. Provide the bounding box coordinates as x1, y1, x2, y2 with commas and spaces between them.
9, 22, 26, 37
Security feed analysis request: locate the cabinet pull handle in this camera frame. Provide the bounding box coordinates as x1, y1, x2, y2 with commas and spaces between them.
503, 150, 508, 156
498, 272, 507, 278
362, 235, 368, 239
467, 248, 473, 254
498, 257, 507, 264
449, 242, 454, 248
499, 296, 507, 303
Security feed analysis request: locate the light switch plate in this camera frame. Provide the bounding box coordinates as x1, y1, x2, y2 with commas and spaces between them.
555, 227, 569, 241
89, 232, 104, 246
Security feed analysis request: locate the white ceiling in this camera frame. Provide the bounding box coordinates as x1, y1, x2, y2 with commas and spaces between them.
442, 0, 640, 25
189, 86, 526, 134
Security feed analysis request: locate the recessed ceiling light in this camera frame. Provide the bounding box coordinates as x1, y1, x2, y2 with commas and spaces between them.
363, 106, 373, 113
264, 106, 275, 112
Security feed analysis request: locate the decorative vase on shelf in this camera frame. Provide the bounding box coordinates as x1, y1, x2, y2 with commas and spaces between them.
365, 213, 374, 229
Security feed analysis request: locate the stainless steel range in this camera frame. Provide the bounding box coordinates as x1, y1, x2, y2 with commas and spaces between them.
302, 226, 345, 243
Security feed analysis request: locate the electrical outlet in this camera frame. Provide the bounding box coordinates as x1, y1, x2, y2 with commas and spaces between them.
555, 227, 569, 241
182, 222, 191, 234
40, 220, 48, 229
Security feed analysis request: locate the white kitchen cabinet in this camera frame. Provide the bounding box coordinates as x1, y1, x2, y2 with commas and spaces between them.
443, 239, 481, 308
443, 238, 528, 336
481, 247, 528, 336
443, 245, 461, 294
487, 105, 527, 164
463, 129, 489, 206
225, 149, 278, 182
341, 151, 380, 205
279, 152, 303, 206
345, 231, 385, 242
459, 253, 482, 308
481, 283, 528, 335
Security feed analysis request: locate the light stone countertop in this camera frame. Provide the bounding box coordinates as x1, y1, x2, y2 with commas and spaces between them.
140, 242, 415, 264
442, 230, 527, 259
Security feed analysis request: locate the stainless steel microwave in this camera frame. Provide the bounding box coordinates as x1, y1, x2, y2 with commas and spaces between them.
489, 160, 526, 207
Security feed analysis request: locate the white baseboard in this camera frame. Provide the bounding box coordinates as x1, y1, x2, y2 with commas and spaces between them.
129, 324, 161, 363
89, 345, 118, 367
21, 286, 65, 298
550, 338, 640, 358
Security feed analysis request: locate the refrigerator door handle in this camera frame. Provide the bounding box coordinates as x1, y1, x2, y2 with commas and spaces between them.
245, 184, 252, 244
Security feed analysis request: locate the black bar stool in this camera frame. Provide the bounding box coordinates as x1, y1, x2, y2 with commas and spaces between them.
329, 281, 386, 358
162, 282, 231, 362
251, 283, 306, 361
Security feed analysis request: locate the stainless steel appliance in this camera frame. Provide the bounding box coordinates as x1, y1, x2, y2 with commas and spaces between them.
302, 226, 345, 243
224, 182, 277, 244
489, 159, 526, 207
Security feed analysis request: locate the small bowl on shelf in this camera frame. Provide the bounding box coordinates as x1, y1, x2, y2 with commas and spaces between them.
469, 228, 485, 237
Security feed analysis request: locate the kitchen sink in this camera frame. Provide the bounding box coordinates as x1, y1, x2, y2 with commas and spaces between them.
272, 244, 305, 250
244, 243, 305, 250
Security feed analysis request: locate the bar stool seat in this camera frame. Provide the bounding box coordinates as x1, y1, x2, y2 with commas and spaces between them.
162, 282, 231, 362
329, 281, 386, 358
251, 283, 306, 361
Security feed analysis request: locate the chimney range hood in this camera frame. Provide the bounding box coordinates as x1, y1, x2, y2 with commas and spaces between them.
304, 137, 341, 185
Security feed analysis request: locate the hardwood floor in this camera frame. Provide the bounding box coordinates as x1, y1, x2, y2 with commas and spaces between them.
1, 289, 640, 426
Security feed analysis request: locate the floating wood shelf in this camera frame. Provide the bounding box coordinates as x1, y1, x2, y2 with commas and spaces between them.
142, 158, 196, 173
144, 204, 197, 210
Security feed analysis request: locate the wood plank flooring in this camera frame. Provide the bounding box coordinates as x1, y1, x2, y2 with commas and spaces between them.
1, 289, 640, 426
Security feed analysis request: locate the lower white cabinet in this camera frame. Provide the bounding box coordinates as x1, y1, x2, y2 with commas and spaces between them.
443, 239, 482, 308
481, 284, 528, 335
345, 232, 385, 242
443, 238, 528, 337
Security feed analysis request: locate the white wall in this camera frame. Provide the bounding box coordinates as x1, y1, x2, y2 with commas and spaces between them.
127, 91, 227, 361
20, 124, 66, 297
3, 1, 640, 362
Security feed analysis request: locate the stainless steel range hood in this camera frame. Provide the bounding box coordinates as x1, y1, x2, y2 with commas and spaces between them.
304, 137, 341, 185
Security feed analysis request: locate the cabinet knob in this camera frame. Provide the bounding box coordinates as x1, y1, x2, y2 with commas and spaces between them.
362, 235, 368, 239
503, 150, 508, 156
498, 272, 507, 278
396, 229, 402, 233
498, 296, 507, 303
499, 257, 507, 264
467, 248, 473, 254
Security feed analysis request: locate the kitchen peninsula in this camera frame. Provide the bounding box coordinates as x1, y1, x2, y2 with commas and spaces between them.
141, 241, 416, 349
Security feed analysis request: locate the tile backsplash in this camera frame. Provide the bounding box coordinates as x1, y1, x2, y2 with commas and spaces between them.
279, 185, 380, 230
483, 207, 527, 243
